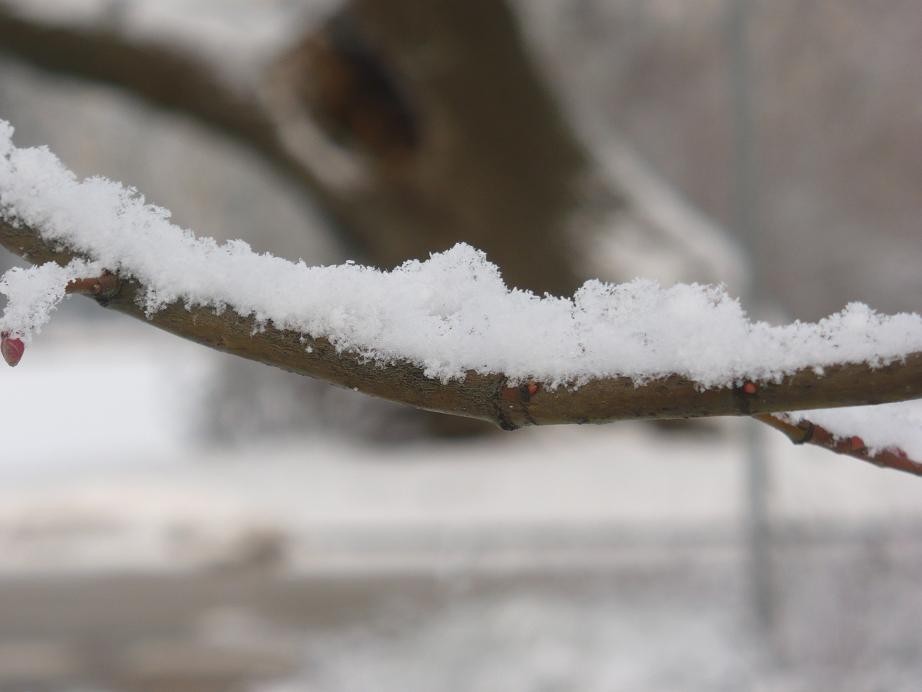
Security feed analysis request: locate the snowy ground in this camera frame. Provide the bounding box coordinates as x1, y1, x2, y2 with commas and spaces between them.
1, 318, 922, 691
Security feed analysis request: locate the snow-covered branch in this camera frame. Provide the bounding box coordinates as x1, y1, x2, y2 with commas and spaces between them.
756, 411, 922, 477
1, 122, 921, 444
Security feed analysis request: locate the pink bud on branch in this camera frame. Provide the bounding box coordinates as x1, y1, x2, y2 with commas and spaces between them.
1, 333, 24, 367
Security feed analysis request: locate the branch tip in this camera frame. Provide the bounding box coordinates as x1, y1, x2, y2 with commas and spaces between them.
0, 333, 24, 367
754, 412, 922, 478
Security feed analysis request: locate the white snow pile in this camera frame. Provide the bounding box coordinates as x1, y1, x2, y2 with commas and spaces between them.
0, 120, 921, 390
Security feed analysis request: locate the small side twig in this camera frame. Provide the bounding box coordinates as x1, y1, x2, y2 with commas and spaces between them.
754, 412, 922, 477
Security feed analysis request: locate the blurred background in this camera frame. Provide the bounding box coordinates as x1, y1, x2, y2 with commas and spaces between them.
1, 1, 921, 690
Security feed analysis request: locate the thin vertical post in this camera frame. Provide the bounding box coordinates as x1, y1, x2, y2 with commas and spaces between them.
726, 0, 774, 631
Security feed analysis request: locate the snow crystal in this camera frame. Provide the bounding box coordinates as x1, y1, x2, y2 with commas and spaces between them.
1, 120, 922, 389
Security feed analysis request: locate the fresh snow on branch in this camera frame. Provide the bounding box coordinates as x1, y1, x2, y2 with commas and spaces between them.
0, 258, 101, 339
1, 119, 922, 389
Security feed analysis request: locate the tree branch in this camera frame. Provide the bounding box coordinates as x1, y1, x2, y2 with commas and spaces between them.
0, 2, 752, 438
754, 413, 922, 477
0, 5, 278, 158
2, 216, 920, 430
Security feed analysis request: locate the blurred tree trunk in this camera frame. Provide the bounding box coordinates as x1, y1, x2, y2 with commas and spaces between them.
276, 0, 595, 296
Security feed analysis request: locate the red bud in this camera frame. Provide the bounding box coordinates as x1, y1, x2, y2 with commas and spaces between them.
1, 335, 24, 367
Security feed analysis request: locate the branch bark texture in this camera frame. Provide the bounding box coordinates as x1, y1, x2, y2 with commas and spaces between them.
755, 413, 922, 477
2, 217, 920, 431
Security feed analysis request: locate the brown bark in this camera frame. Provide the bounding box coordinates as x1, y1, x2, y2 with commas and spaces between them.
65, 272, 119, 297
2, 217, 920, 431
755, 413, 922, 477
